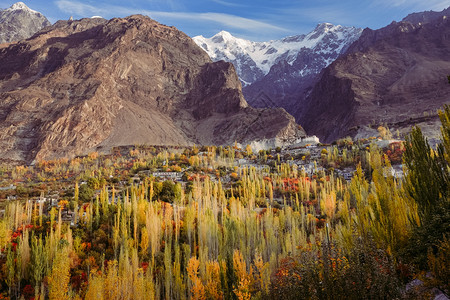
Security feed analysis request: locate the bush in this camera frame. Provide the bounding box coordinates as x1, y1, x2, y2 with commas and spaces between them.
78, 184, 94, 203
402, 200, 450, 269
159, 180, 181, 203
269, 238, 404, 300
426, 236, 450, 296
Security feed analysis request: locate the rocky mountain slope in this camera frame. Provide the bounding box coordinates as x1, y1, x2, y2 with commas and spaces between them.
0, 15, 305, 164
298, 8, 450, 142
0, 2, 50, 44
193, 24, 362, 114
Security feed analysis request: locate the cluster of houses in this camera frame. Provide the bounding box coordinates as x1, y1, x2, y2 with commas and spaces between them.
151, 171, 182, 180
0, 184, 15, 191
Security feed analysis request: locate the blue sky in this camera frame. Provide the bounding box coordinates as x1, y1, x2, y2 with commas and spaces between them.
1, 0, 449, 40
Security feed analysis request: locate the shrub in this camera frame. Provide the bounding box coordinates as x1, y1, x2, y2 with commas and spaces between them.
78, 184, 94, 203
159, 180, 181, 203
269, 238, 404, 300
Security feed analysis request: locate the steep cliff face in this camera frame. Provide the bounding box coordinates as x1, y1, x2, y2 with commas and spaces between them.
0, 2, 51, 44
0, 15, 304, 163
184, 61, 248, 120
298, 9, 450, 142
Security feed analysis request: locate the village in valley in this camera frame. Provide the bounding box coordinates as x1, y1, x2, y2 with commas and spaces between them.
0, 133, 405, 227
0, 110, 448, 300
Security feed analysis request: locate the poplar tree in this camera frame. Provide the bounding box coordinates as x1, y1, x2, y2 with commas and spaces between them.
403, 105, 450, 267
6, 245, 15, 298
403, 127, 444, 216
31, 235, 45, 296
48, 247, 71, 300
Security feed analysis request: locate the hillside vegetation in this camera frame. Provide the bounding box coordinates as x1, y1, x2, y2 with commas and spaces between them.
0, 107, 448, 299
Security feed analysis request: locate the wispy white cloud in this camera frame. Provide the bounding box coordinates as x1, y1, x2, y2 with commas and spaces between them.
371, 0, 449, 11
56, 0, 104, 16
54, 0, 287, 33
211, 0, 245, 8
190, 13, 287, 32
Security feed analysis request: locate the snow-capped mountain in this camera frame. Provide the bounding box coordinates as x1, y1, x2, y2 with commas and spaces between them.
193, 23, 362, 87
0, 2, 51, 44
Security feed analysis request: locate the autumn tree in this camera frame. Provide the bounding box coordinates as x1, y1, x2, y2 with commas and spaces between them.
48, 246, 71, 300
377, 125, 393, 140
187, 257, 205, 300
31, 235, 46, 297
233, 250, 251, 300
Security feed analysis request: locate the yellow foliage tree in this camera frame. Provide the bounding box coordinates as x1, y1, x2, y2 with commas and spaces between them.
233, 250, 251, 300
48, 248, 71, 300
187, 257, 205, 300
205, 260, 223, 300
85, 273, 104, 300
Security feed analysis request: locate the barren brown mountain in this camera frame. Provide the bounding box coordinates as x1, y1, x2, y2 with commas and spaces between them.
298, 8, 450, 142
0, 15, 304, 164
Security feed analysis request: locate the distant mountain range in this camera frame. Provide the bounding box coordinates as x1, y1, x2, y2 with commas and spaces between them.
193, 25, 362, 87
193, 24, 362, 114
0, 2, 50, 44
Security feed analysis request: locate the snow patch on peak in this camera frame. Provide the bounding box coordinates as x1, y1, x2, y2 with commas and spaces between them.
316, 22, 334, 29
215, 30, 232, 38
7, 2, 36, 13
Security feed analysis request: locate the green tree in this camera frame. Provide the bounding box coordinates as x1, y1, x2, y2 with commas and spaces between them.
439, 105, 450, 164
403, 126, 448, 217
87, 177, 100, 189
31, 235, 46, 297
402, 105, 450, 268
6, 245, 15, 298
159, 180, 179, 203
79, 184, 94, 203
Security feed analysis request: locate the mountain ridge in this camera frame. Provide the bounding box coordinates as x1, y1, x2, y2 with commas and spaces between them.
0, 15, 305, 164
298, 8, 450, 142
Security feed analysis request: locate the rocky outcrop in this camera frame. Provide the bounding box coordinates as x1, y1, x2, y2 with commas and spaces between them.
0, 15, 304, 164
184, 61, 248, 119
298, 8, 450, 142
0, 2, 50, 44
